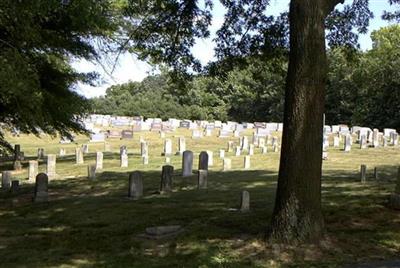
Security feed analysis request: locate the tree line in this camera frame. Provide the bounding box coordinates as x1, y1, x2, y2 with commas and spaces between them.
91, 24, 400, 129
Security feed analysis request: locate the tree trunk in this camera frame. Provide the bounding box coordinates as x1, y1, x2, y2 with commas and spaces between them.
269, 0, 342, 243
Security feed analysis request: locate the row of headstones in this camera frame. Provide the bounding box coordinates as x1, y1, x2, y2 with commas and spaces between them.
323, 132, 398, 153
12, 165, 251, 212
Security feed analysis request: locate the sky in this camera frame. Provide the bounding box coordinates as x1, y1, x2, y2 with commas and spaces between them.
73, 0, 398, 98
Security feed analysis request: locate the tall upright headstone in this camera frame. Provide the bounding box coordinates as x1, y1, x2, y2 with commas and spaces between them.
37, 148, 45, 159
120, 151, 128, 168
244, 155, 251, 169
160, 165, 174, 193
96, 152, 103, 170
219, 149, 225, 159
344, 134, 352, 152
141, 141, 148, 158
360, 165, 367, 183
206, 150, 214, 166
128, 171, 143, 199
46, 154, 56, 180
178, 137, 186, 155
75, 148, 84, 164
1, 171, 11, 190
28, 160, 39, 182
164, 139, 172, 156
198, 170, 208, 189
241, 136, 249, 151
223, 158, 231, 171
240, 191, 250, 212
235, 146, 241, 156
182, 150, 193, 177
198, 151, 209, 171
248, 144, 254, 156
227, 141, 234, 152
34, 173, 48, 202
82, 144, 89, 154
88, 164, 96, 179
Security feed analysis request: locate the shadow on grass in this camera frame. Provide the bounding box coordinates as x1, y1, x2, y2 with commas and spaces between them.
0, 168, 399, 267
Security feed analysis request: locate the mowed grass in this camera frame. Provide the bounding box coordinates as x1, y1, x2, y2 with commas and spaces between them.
0, 129, 399, 267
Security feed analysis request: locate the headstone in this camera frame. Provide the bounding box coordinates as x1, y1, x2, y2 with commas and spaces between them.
240, 191, 250, 212
219, 149, 225, 159
223, 158, 231, 171
141, 141, 149, 157
360, 165, 367, 183
1, 171, 11, 190
391, 132, 398, 146
13, 160, 22, 171
121, 130, 134, 139
198, 151, 209, 171
322, 151, 328, 160
258, 138, 265, 148
206, 150, 214, 166
333, 136, 340, 147
344, 134, 352, 152
11, 180, 19, 193
96, 152, 103, 170
219, 129, 231, 138
233, 130, 240, 138
177, 137, 186, 155
360, 135, 367, 149
75, 148, 84, 164
372, 129, 379, 148
165, 156, 171, 164
261, 146, 267, 154
227, 141, 234, 152
120, 145, 127, 155
205, 129, 212, 137
160, 165, 174, 193
108, 130, 122, 138
241, 136, 249, 151
160, 131, 165, 138
272, 137, 279, 152
198, 170, 208, 189
46, 154, 56, 180
248, 144, 254, 156
235, 146, 241, 156
82, 144, 89, 154
37, 148, 45, 159
28, 160, 39, 182
244, 156, 251, 169
59, 148, 66, 156
383, 137, 388, 147
120, 152, 128, 168
182, 151, 193, 177
34, 173, 48, 202
90, 133, 105, 142
163, 139, 172, 156
374, 167, 379, 180
14, 144, 22, 160
128, 171, 143, 200
88, 164, 96, 179
192, 130, 202, 139
143, 155, 149, 165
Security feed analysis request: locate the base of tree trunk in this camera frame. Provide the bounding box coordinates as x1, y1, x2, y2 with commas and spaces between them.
389, 193, 400, 210
267, 213, 325, 244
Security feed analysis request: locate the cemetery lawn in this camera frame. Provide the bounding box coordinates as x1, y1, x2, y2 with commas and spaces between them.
0, 130, 399, 267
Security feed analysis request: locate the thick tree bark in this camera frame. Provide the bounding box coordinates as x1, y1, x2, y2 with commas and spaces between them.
269, 0, 342, 243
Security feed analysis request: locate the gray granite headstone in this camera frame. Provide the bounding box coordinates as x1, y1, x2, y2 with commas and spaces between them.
34, 173, 48, 202
198, 151, 209, 171
198, 170, 208, 189
28, 160, 38, 182
128, 171, 143, 200
182, 151, 193, 177
240, 191, 250, 212
1, 171, 11, 190
160, 165, 174, 193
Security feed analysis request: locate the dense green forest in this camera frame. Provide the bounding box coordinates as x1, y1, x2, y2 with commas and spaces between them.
91, 25, 400, 129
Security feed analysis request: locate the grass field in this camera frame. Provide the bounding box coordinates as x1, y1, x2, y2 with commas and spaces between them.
0, 129, 399, 267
